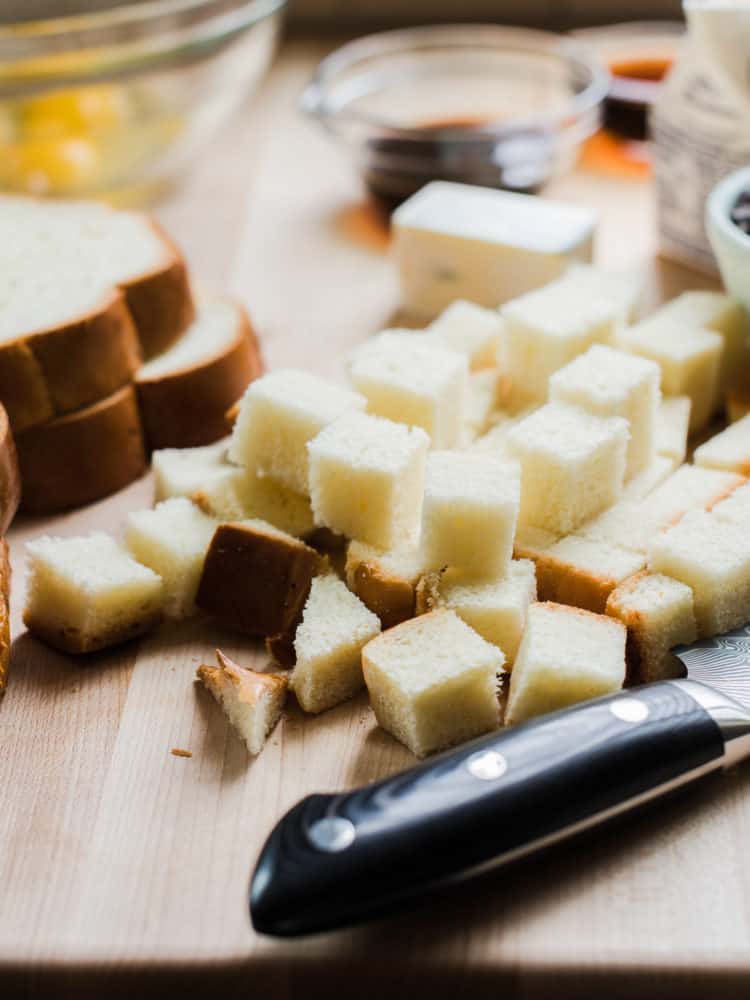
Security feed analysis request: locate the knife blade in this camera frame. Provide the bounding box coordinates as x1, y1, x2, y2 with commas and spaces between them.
249, 621, 750, 938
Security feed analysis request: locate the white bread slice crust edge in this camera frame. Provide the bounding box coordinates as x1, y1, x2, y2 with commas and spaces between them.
136, 299, 263, 450
0, 540, 10, 696
16, 384, 147, 514
0, 402, 20, 534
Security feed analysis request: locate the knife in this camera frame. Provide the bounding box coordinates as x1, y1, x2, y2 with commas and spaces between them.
249, 622, 750, 937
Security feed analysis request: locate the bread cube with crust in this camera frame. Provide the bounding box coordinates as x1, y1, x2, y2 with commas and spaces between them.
505, 602, 626, 725
534, 535, 646, 613
24, 532, 164, 653
427, 299, 503, 370
363, 609, 504, 757
345, 541, 425, 629
421, 451, 520, 576
308, 412, 429, 549
506, 402, 629, 534
229, 369, 365, 495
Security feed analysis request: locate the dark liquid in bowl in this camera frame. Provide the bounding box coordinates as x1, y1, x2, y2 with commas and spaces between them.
363, 116, 554, 211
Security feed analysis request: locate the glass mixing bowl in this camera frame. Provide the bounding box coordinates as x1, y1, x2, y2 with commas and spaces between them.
302, 24, 609, 209
0, 0, 286, 202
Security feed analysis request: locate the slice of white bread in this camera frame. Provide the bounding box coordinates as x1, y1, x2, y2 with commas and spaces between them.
605, 571, 696, 684
506, 402, 629, 534
693, 414, 750, 476
291, 574, 381, 714
345, 541, 425, 629
15, 384, 147, 513
24, 531, 164, 653
533, 535, 646, 613
417, 559, 537, 666
711, 481, 750, 526
549, 345, 660, 479
229, 369, 366, 496
655, 396, 691, 464
124, 498, 217, 619
0, 195, 194, 430
0, 542, 11, 695
136, 299, 263, 450
362, 608, 504, 758
649, 510, 750, 637
505, 602, 626, 725
426, 300, 503, 370
0, 403, 20, 534
196, 650, 287, 755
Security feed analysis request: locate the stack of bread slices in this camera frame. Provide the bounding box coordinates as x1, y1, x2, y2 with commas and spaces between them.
0, 195, 262, 513
20, 262, 750, 761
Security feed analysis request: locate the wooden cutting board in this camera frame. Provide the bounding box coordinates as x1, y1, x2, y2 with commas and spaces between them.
2, 38, 745, 1000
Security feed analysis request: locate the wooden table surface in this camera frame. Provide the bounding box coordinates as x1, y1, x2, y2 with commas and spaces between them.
2, 38, 746, 1000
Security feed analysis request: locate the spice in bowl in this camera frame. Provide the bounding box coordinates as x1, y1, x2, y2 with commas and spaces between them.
730, 190, 750, 236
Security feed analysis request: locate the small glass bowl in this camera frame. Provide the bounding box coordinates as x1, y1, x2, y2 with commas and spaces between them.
302, 24, 609, 209
0, 0, 286, 203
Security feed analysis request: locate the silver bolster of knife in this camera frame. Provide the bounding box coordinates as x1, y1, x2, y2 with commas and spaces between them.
676, 679, 750, 767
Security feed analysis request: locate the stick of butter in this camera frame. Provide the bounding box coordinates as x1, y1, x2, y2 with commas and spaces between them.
393, 181, 597, 320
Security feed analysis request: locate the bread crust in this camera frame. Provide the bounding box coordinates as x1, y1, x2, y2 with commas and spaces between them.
534, 551, 626, 615
23, 607, 162, 655
0, 404, 20, 534
136, 303, 264, 450
16, 385, 147, 513
0, 540, 11, 695
346, 560, 416, 630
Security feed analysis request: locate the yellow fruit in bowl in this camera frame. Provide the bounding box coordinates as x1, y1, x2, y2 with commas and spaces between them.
0, 136, 104, 195
19, 84, 131, 141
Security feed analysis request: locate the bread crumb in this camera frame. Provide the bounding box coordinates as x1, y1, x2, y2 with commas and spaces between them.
170, 747, 192, 758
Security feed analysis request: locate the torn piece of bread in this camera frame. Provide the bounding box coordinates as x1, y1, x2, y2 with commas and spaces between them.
506, 402, 629, 534
24, 532, 164, 653
345, 541, 425, 629
693, 414, 750, 476
420, 559, 537, 666
655, 396, 691, 464
308, 411, 429, 550
711, 481, 750, 526
500, 271, 618, 404
421, 450, 520, 576
124, 498, 217, 618
549, 345, 660, 479
16, 384, 147, 513
136, 299, 263, 450
350, 331, 468, 448
505, 602, 626, 725
534, 535, 646, 614
229, 369, 365, 495
426, 300, 504, 370
0, 402, 20, 533
605, 572, 696, 685
649, 510, 750, 637
291, 574, 381, 714
362, 609, 504, 758
0, 541, 10, 696
197, 650, 287, 755
196, 519, 319, 637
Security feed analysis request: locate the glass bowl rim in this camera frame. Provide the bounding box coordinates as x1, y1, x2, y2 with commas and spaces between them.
302, 23, 611, 140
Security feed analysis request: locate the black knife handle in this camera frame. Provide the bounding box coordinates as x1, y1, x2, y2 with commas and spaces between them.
250, 681, 725, 937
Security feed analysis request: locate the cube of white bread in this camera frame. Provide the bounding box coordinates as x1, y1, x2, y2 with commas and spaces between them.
621, 454, 676, 500
645, 464, 746, 534
421, 559, 537, 665
712, 481, 750, 526
579, 499, 656, 555
468, 405, 538, 459
197, 650, 287, 755
656, 291, 750, 398
229, 369, 365, 495
605, 572, 696, 684
350, 332, 468, 448
693, 414, 750, 476
506, 402, 629, 534
505, 602, 626, 725
421, 451, 520, 576
618, 318, 721, 430
427, 300, 504, 370
124, 498, 217, 618
24, 532, 164, 654
513, 524, 559, 562
291, 574, 381, 714
461, 369, 501, 446
533, 535, 646, 614
152, 442, 315, 537
345, 541, 425, 630
649, 510, 750, 636
308, 412, 429, 549
563, 264, 643, 326
362, 608, 504, 757
500, 272, 618, 404
655, 396, 691, 464
393, 181, 595, 318
549, 345, 660, 479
